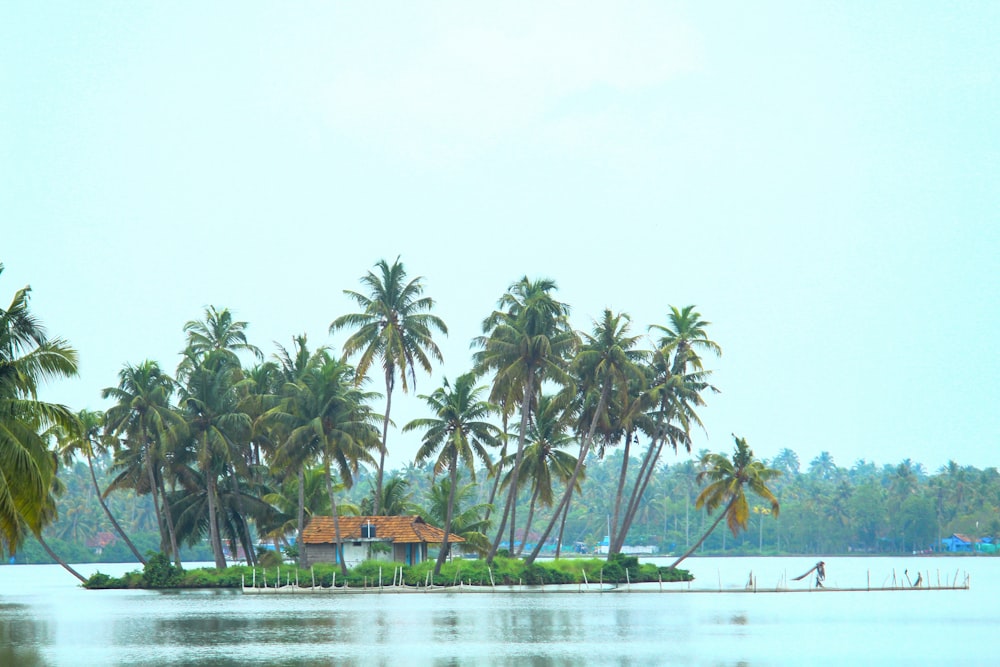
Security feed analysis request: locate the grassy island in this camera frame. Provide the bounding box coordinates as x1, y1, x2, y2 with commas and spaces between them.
84, 552, 693, 590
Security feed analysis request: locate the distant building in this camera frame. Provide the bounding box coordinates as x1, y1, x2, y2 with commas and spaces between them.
940, 534, 996, 553
301, 515, 464, 568
85, 532, 117, 555
595, 535, 658, 556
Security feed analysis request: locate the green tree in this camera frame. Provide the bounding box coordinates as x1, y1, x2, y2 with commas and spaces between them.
473, 277, 576, 563
499, 392, 579, 556
0, 265, 79, 554
406, 373, 499, 575
610, 306, 719, 556
527, 309, 642, 565
670, 435, 780, 568
273, 357, 378, 575
331, 258, 447, 516
102, 361, 184, 565
176, 350, 253, 568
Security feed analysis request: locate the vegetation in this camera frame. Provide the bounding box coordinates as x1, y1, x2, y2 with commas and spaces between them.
2, 258, 998, 585
83, 552, 693, 590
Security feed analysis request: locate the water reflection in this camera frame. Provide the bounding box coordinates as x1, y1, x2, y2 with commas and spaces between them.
0, 603, 48, 667
0, 557, 995, 666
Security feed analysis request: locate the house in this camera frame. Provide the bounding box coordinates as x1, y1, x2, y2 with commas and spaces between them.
941, 534, 979, 552
85, 532, 117, 555
301, 515, 464, 568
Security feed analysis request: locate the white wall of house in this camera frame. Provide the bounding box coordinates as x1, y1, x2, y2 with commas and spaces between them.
305, 540, 430, 568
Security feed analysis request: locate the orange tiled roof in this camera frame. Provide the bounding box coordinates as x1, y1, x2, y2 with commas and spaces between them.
301, 515, 465, 545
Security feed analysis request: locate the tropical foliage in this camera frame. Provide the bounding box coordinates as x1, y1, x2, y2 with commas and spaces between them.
5, 259, 997, 578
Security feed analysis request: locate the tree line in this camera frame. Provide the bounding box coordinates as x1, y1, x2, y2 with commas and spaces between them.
5, 259, 992, 580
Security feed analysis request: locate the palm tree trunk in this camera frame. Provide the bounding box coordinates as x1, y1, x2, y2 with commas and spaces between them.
228, 468, 256, 567
669, 495, 737, 569
376, 374, 393, 516
324, 456, 348, 577
616, 438, 666, 554
87, 451, 146, 565
434, 456, 459, 576
159, 478, 182, 567
146, 449, 180, 565
526, 381, 611, 565
206, 473, 227, 569
515, 482, 542, 557
555, 492, 572, 558
296, 465, 306, 567
487, 373, 534, 563
607, 433, 632, 558
36, 533, 86, 584
483, 412, 509, 524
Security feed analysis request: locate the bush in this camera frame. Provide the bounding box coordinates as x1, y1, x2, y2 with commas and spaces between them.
142, 552, 183, 588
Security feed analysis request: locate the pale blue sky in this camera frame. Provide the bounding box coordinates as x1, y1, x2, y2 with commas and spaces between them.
3, 2, 998, 472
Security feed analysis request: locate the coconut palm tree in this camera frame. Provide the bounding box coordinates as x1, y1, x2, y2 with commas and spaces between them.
57, 409, 146, 564
273, 357, 379, 575
610, 307, 721, 555
331, 258, 447, 516
526, 309, 643, 564
176, 350, 252, 568
0, 266, 79, 555
669, 435, 780, 568
405, 373, 499, 575
102, 360, 184, 565
176, 306, 261, 381
473, 277, 576, 562
497, 393, 578, 556
360, 475, 417, 517
649, 305, 721, 375
420, 477, 493, 557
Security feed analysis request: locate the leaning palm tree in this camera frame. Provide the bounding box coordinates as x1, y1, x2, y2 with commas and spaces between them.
331, 257, 447, 516
57, 409, 147, 564
0, 264, 79, 555
405, 373, 499, 576
497, 392, 578, 556
473, 277, 577, 562
102, 360, 184, 565
669, 435, 780, 568
526, 309, 644, 565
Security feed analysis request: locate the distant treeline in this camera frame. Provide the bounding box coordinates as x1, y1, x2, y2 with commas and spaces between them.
14, 449, 997, 565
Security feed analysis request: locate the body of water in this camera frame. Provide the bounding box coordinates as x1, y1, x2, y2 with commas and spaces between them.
0, 555, 994, 666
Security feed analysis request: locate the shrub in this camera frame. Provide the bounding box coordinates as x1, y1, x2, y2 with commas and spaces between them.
142, 552, 182, 588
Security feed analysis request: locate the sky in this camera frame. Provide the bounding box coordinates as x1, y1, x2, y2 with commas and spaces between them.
3, 2, 998, 475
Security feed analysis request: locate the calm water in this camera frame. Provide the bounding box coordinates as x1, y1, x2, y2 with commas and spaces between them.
0, 556, 994, 666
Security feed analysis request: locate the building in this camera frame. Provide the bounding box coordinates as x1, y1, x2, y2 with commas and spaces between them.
301, 515, 464, 568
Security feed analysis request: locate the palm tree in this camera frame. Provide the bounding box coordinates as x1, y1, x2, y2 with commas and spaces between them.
102, 361, 184, 565
648, 305, 721, 375
0, 264, 79, 555
670, 435, 781, 568
57, 409, 146, 564
273, 357, 379, 575
360, 475, 417, 516
526, 309, 642, 565
473, 277, 576, 562
176, 306, 261, 381
331, 258, 447, 516
176, 350, 252, 568
497, 393, 578, 556
610, 306, 720, 555
405, 373, 499, 576
420, 477, 493, 557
